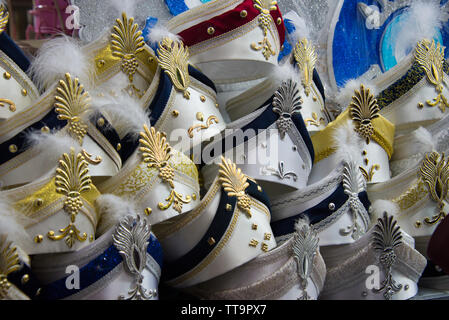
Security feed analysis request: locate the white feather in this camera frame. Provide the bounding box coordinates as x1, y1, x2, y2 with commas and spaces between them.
294, 215, 311, 232
28, 35, 91, 92
395, 0, 447, 64
95, 194, 137, 236
90, 93, 151, 138
0, 193, 32, 246
271, 62, 299, 88
332, 119, 364, 167
283, 11, 311, 44
412, 126, 436, 153
110, 0, 142, 17
147, 22, 181, 45
336, 79, 378, 111
26, 131, 81, 165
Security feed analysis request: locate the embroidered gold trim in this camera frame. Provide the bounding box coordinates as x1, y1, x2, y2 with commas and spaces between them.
359, 164, 380, 183
391, 179, 428, 212
304, 112, 324, 127
0, 98, 16, 112
415, 39, 449, 113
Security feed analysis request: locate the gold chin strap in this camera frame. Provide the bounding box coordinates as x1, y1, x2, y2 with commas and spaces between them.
311, 108, 395, 164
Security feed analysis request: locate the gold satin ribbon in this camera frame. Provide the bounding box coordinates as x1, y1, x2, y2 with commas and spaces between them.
311, 108, 395, 163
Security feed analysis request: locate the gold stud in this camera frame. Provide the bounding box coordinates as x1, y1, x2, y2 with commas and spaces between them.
116, 143, 122, 151
312, 96, 317, 102
196, 112, 204, 121
192, 193, 197, 200
362, 150, 367, 156
21, 274, 29, 284
257, 185, 262, 192
3, 72, 11, 79
249, 239, 258, 247
252, 224, 258, 230
415, 220, 422, 228
277, 17, 282, 25
264, 233, 271, 240
364, 158, 369, 165
97, 59, 105, 68
207, 27, 215, 35
97, 117, 105, 127
9, 104, 16, 112
9, 144, 17, 153
90, 235, 94, 242
172, 110, 179, 117
418, 103, 424, 109
34, 198, 43, 207
40, 126, 50, 134
34, 235, 43, 243
215, 103, 219, 109
240, 10, 248, 18
200, 95, 206, 102
208, 237, 216, 245
145, 207, 152, 216
226, 204, 232, 211
21, 89, 28, 96
261, 243, 269, 252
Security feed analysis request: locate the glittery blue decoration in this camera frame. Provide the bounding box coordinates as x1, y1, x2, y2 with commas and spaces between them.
331, 0, 449, 88
165, 0, 189, 16
278, 19, 296, 62
142, 16, 160, 52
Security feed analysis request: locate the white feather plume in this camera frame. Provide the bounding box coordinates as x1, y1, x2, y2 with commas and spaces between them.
28, 35, 91, 92
0, 193, 32, 246
272, 62, 299, 87
95, 194, 137, 236
335, 78, 379, 112
395, 0, 447, 64
110, 0, 142, 17
26, 131, 81, 165
332, 119, 364, 167
146, 22, 181, 45
412, 126, 436, 153
90, 93, 151, 138
283, 11, 311, 45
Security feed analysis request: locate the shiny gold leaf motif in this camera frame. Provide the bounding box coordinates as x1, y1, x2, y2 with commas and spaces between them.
0, 99, 16, 112
293, 38, 317, 97
111, 12, 145, 83
251, 0, 278, 60
139, 124, 174, 188
0, 5, 9, 35
157, 37, 191, 99
187, 115, 220, 138
415, 39, 448, 112
419, 151, 449, 225
55, 73, 91, 144
349, 84, 380, 144
359, 164, 380, 183
0, 236, 20, 299
218, 157, 252, 217
158, 190, 192, 213
304, 112, 324, 127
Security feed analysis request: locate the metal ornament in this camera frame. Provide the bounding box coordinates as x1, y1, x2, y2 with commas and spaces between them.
112, 215, 157, 300
218, 157, 252, 218
49, 148, 92, 247
272, 79, 303, 139
293, 38, 317, 97
0, 236, 20, 299
292, 220, 319, 300
340, 161, 369, 240
0, 4, 9, 35
111, 12, 145, 83
157, 37, 191, 99
55, 73, 91, 145
349, 84, 380, 144
261, 161, 298, 181
415, 39, 449, 113
419, 151, 449, 225
372, 212, 403, 300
